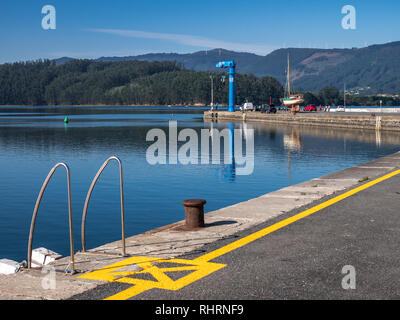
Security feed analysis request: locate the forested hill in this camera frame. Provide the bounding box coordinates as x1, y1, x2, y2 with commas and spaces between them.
0, 59, 284, 106
54, 41, 400, 94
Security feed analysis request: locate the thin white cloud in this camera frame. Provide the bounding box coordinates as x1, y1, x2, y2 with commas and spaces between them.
48, 49, 149, 59
87, 28, 276, 55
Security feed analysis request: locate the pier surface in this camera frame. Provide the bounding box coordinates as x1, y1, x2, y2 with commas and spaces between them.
2, 150, 400, 300
77, 166, 400, 300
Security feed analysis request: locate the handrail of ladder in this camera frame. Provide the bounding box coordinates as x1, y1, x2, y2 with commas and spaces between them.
27, 163, 75, 273
81, 156, 126, 256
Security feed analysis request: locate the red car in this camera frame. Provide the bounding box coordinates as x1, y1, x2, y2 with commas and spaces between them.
305, 104, 317, 112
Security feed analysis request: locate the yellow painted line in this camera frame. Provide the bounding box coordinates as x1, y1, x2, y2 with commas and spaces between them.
196, 169, 400, 262
78, 169, 400, 300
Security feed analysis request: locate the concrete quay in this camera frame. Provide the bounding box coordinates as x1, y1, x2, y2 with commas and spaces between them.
2, 151, 400, 300
204, 111, 400, 132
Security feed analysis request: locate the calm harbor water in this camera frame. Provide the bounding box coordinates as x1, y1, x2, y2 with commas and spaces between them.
1, 106, 400, 262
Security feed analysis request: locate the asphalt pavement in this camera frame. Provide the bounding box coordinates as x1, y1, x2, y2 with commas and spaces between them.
70, 170, 400, 300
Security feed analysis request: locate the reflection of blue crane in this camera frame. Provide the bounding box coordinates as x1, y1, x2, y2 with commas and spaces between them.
215, 123, 236, 182
216, 60, 236, 112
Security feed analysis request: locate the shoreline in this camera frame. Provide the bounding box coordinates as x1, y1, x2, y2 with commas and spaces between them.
0, 104, 211, 108
1, 105, 400, 109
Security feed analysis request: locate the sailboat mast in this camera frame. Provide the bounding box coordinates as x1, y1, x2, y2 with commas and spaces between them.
287, 54, 291, 96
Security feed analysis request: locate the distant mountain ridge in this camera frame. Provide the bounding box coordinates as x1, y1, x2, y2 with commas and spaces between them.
54, 41, 400, 93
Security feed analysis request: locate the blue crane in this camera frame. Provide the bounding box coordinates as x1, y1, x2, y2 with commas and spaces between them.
216, 60, 236, 112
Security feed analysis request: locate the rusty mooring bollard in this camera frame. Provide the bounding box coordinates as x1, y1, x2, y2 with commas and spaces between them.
182, 199, 206, 229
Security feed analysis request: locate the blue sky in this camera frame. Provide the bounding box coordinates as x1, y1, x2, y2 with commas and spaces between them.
0, 0, 399, 63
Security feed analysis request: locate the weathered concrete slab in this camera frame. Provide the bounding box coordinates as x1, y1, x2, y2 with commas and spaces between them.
0, 272, 98, 300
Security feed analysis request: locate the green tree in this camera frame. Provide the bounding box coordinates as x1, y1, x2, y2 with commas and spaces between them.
303, 92, 321, 106
319, 86, 340, 105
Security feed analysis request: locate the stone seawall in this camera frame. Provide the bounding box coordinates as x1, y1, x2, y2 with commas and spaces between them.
204, 111, 400, 132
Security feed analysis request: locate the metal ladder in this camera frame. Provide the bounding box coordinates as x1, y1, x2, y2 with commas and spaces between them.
27, 156, 127, 274
81, 156, 127, 257
27, 163, 75, 272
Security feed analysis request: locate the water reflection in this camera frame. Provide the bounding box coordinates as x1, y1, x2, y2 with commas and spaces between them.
283, 130, 302, 186
226, 123, 236, 182
208, 119, 400, 187
214, 122, 236, 182
249, 122, 400, 146
376, 129, 382, 148
283, 130, 302, 152
213, 122, 256, 182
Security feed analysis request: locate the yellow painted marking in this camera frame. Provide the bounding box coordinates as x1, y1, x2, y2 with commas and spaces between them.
78, 256, 226, 300
78, 169, 400, 300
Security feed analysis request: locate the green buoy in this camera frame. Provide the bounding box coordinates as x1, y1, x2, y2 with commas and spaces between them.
64, 116, 69, 124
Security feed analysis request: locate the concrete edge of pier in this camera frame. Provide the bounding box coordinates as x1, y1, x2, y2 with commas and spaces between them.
2, 151, 400, 300
204, 111, 400, 132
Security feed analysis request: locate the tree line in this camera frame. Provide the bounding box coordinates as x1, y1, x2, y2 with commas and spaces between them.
1, 59, 397, 107
0, 59, 283, 106
302, 86, 400, 107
